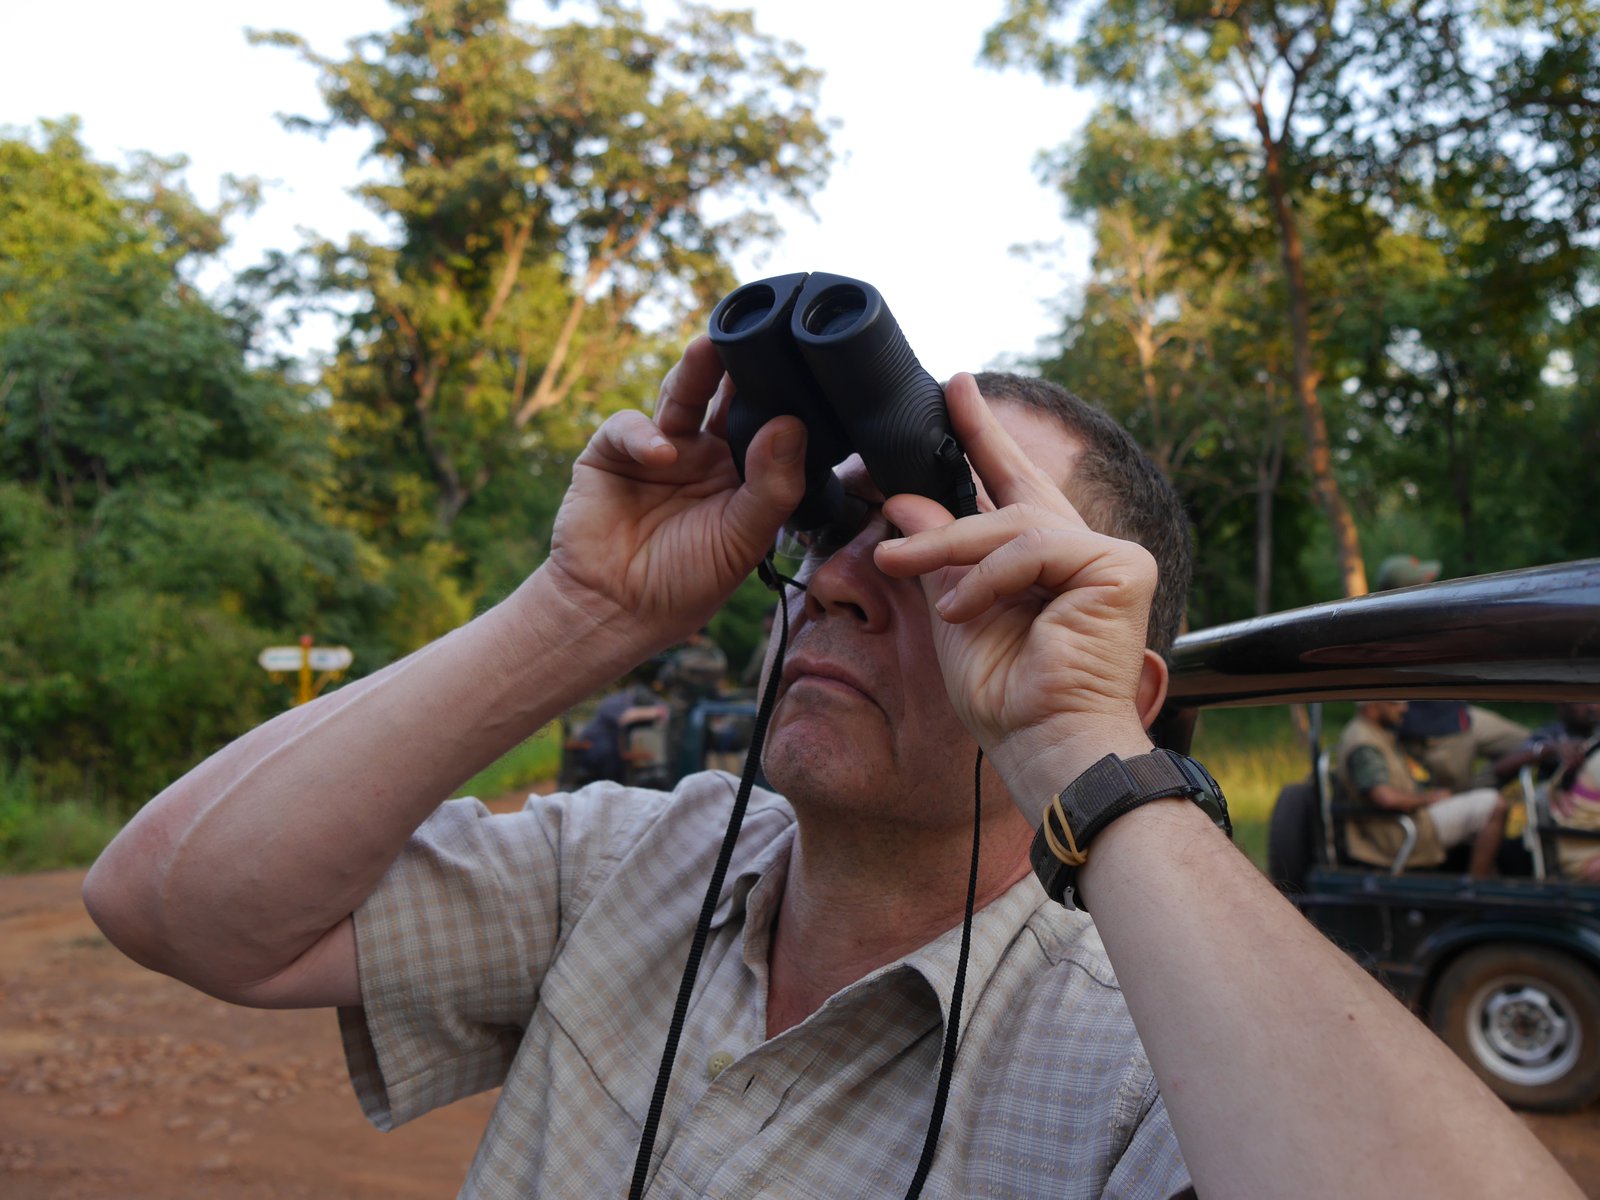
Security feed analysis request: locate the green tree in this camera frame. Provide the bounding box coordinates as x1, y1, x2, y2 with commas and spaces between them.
983, 0, 1600, 597
0, 122, 396, 808
256, 0, 832, 602
1033, 110, 1318, 622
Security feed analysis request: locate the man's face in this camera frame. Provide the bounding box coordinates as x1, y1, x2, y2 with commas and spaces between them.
1366, 700, 1408, 731
1560, 703, 1600, 736
759, 403, 1086, 827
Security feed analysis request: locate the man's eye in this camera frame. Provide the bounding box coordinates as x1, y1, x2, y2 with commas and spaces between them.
776, 523, 846, 561
809, 521, 858, 555
774, 525, 815, 562
775, 498, 883, 563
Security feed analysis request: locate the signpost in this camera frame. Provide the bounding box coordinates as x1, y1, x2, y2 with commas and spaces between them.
258, 635, 354, 706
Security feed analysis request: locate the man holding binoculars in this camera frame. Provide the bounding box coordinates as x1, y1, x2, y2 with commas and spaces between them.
85, 273, 1576, 1197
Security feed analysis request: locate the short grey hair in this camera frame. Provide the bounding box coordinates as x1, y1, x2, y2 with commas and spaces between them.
973, 372, 1193, 657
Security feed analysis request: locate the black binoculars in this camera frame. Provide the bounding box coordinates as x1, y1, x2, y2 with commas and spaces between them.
707, 272, 978, 534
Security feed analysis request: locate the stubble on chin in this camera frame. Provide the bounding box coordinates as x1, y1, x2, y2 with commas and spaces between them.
760, 696, 889, 810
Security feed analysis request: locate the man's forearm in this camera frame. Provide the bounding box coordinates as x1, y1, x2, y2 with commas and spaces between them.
84, 570, 651, 1000
1078, 799, 1580, 1199
1369, 782, 1433, 812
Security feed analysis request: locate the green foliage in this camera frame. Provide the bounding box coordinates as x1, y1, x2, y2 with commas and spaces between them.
988, 1, 1600, 618
0, 531, 272, 805
0, 123, 421, 812
454, 724, 563, 801
0, 5, 837, 836
257, 0, 833, 606
0, 760, 123, 874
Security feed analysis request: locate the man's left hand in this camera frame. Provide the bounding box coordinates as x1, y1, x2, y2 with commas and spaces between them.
874, 373, 1164, 805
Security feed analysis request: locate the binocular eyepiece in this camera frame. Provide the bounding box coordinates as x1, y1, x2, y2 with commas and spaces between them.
707, 272, 978, 533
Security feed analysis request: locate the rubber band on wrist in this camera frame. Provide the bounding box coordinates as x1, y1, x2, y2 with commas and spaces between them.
1043, 793, 1089, 867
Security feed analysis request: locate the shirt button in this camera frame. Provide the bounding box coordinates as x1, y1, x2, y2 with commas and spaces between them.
707, 1050, 735, 1079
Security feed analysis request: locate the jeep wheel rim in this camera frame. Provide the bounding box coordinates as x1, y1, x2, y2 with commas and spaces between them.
1465, 975, 1581, 1088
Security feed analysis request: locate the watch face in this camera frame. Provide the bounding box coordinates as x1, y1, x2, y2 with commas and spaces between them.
1172, 753, 1232, 838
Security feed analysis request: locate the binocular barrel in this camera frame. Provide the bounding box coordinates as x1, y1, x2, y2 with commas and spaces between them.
708, 272, 976, 531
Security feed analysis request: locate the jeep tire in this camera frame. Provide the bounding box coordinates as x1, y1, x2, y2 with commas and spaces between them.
1428, 943, 1600, 1111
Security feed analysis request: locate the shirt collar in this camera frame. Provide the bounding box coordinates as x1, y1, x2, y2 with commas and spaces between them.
713, 819, 1058, 1043
899, 874, 1057, 1042
710, 819, 795, 930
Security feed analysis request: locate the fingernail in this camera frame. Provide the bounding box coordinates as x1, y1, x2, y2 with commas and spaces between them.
773, 428, 805, 464
879, 537, 905, 552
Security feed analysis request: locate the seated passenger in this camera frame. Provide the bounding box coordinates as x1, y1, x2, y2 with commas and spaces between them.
1397, 698, 1528, 791
658, 627, 727, 705
572, 681, 668, 786
1549, 741, 1600, 883
1372, 555, 1529, 789
1336, 699, 1506, 877
656, 627, 728, 767
1493, 702, 1600, 783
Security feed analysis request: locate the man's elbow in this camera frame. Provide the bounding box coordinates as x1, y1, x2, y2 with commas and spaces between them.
82, 838, 173, 979
82, 824, 221, 997
82, 842, 360, 1010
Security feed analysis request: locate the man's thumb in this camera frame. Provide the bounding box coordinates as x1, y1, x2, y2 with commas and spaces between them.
738, 417, 809, 524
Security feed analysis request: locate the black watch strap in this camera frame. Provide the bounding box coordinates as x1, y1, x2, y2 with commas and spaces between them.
1030, 748, 1231, 911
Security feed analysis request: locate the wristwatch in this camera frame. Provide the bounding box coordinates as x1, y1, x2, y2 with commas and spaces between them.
1030, 748, 1231, 911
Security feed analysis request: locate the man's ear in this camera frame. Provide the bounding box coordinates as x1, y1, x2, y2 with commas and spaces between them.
1136, 649, 1169, 731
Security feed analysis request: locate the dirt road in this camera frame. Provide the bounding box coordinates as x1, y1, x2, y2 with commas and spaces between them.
4, 863, 1598, 1198
0, 867, 496, 1198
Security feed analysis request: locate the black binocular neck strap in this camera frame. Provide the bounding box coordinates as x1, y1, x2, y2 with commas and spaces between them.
626, 567, 794, 1199
626, 556, 981, 1200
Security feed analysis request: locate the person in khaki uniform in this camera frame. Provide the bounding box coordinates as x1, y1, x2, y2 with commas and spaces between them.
1337, 699, 1507, 877
1373, 555, 1529, 789
657, 627, 729, 775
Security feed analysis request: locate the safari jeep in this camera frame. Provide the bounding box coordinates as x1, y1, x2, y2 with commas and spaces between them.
1156, 559, 1600, 1112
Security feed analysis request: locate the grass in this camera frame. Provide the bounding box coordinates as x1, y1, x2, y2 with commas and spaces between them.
454, 723, 565, 801
1187, 706, 1329, 872
0, 724, 568, 878
0, 704, 1335, 876
0, 764, 125, 874
443, 701, 1325, 874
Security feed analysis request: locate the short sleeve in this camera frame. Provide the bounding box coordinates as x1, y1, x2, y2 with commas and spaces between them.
1103, 1072, 1192, 1200
338, 787, 666, 1129
1346, 744, 1391, 798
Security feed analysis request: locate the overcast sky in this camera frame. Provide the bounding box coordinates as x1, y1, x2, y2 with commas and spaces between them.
1, 0, 1096, 380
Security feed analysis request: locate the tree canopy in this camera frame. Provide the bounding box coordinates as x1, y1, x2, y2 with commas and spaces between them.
984, 0, 1600, 613
2, 1, 833, 812
254, 0, 831, 603
0, 121, 392, 804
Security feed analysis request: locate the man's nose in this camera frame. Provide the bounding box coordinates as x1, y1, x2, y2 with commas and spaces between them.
797, 516, 894, 632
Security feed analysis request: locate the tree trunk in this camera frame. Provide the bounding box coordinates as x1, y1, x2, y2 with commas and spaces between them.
1440, 365, 1477, 572
1254, 111, 1368, 597
1255, 421, 1284, 616
407, 358, 472, 533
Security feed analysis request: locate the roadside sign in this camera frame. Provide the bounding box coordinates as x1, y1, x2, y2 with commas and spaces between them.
308, 647, 354, 672
258, 645, 353, 672
258, 647, 305, 671
258, 642, 355, 706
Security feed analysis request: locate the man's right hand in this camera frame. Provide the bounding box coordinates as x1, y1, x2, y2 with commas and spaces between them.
83, 336, 807, 1010
535, 336, 807, 654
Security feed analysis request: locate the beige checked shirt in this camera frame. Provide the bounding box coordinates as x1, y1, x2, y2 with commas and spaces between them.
339, 773, 1191, 1199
